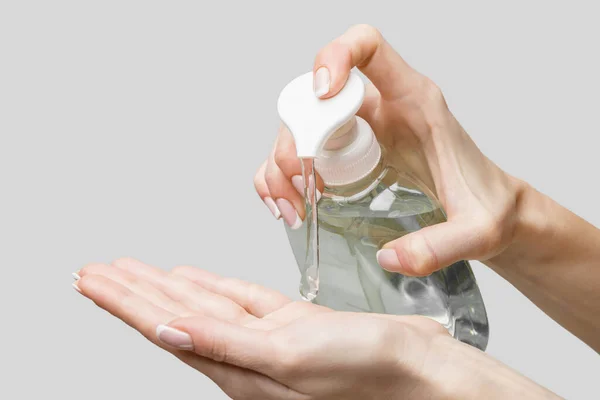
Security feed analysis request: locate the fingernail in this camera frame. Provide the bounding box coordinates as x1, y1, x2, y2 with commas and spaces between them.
314, 67, 330, 98
72, 282, 82, 293
275, 198, 302, 230
156, 325, 194, 350
376, 249, 402, 271
291, 175, 322, 202
72, 272, 81, 280
263, 197, 281, 219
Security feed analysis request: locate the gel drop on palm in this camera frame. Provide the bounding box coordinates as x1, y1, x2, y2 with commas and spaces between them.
277, 71, 489, 350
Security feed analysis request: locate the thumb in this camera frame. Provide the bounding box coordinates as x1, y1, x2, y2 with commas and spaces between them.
156, 316, 276, 375
376, 219, 494, 276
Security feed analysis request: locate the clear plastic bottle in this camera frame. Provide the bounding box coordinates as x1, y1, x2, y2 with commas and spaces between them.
278, 71, 489, 350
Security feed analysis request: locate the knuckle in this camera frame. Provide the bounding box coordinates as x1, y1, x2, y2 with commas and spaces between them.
413, 78, 446, 114
252, 171, 262, 190
253, 163, 267, 190
263, 165, 277, 185
351, 24, 382, 43
422, 79, 444, 104
272, 151, 286, 170
404, 235, 437, 276
273, 147, 297, 175
204, 329, 228, 363
398, 78, 448, 139
263, 168, 285, 195
118, 285, 138, 308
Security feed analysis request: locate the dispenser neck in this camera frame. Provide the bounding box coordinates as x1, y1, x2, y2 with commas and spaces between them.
315, 116, 382, 187
325, 156, 389, 198
323, 118, 357, 150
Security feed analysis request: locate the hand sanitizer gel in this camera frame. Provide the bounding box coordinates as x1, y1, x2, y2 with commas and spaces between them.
277, 71, 489, 350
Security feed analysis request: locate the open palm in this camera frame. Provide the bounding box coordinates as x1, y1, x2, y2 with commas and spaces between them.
75, 258, 451, 400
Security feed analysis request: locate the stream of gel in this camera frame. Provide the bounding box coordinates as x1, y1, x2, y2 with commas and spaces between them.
299, 158, 319, 301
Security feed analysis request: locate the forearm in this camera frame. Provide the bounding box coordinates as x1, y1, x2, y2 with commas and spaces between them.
486, 182, 600, 351
427, 336, 562, 399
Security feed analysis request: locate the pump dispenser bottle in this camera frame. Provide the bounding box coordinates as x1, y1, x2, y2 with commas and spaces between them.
277, 71, 489, 350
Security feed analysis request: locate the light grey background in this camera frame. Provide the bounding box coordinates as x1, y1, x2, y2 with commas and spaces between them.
1, 1, 598, 399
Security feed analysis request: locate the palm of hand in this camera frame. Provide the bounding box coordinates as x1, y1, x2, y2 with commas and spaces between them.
76, 258, 449, 400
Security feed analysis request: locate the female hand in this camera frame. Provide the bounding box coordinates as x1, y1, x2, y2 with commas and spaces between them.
254, 25, 600, 351
74, 258, 558, 399
254, 24, 524, 276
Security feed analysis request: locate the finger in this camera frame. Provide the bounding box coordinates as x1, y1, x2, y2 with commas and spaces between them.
157, 315, 277, 376
313, 24, 422, 100
76, 275, 294, 398
76, 274, 177, 345
255, 160, 282, 220
171, 265, 292, 318
377, 218, 495, 276
265, 147, 305, 227
178, 352, 303, 400
113, 258, 253, 323
76, 274, 296, 399
79, 263, 193, 317
272, 125, 300, 178
272, 125, 325, 200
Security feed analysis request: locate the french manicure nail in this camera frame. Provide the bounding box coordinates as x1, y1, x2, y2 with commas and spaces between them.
263, 197, 281, 219
72, 272, 81, 280
275, 198, 302, 230
72, 282, 82, 293
314, 67, 330, 97
156, 325, 194, 350
291, 175, 304, 196
291, 175, 322, 202
376, 249, 402, 271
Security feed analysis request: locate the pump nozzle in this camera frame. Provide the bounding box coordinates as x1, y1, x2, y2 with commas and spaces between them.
277, 71, 365, 158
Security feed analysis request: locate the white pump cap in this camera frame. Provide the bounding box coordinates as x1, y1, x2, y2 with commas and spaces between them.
277, 71, 381, 186
278, 71, 365, 158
